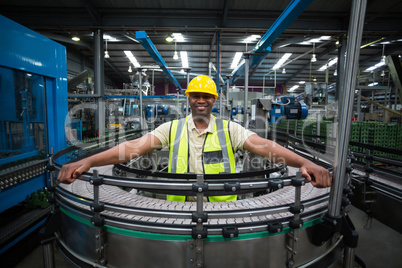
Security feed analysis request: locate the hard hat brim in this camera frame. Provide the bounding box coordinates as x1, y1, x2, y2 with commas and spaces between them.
185, 89, 218, 99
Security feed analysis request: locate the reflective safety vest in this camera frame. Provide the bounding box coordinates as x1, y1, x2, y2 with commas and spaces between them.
167, 116, 236, 202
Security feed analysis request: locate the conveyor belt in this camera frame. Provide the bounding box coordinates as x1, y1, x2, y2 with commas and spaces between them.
50, 147, 339, 268
57, 165, 329, 232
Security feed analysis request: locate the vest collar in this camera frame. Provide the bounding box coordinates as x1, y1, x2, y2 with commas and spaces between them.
187, 114, 215, 134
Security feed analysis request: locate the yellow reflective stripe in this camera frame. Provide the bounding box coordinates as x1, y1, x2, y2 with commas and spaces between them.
223, 120, 236, 173
168, 117, 188, 202
168, 117, 188, 173
166, 195, 186, 202
208, 195, 237, 202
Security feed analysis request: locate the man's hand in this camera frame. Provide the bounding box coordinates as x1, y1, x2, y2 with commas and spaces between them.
299, 162, 331, 188
57, 160, 91, 184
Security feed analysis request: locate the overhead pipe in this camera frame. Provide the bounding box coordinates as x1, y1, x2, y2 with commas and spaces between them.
226, 0, 315, 86
136, 31, 183, 93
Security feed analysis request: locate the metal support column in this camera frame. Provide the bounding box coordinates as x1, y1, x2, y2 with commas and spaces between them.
336, 34, 347, 109
357, 88, 362, 120
244, 54, 250, 128
219, 85, 223, 119
138, 68, 144, 128
216, 32, 220, 90
94, 29, 105, 138
343, 247, 355, 267
226, 76, 231, 108
90, 170, 107, 266
194, 174, 205, 268
186, 69, 190, 116
328, 0, 367, 217
151, 69, 155, 95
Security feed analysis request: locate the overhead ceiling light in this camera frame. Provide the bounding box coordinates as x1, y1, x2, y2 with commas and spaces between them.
368, 82, 378, 86
299, 81, 306, 84
311, 54, 317, 62
128, 65, 133, 73
364, 61, 386, 72
72, 35, 80, 41
311, 42, 317, 62
313, 77, 317, 82
320, 36, 332, 40
334, 70, 338, 76
103, 34, 117, 41
173, 51, 179, 60
166, 34, 174, 42
272, 53, 292, 70
104, 39, 110, 58
124, 51, 140, 67
309, 38, 321, 43
172, 33, 184, 42
180, 51, 188, 68
298, 36, 333, 45
231, 52, 243, 69
282, 68, 286, 74
289, 85, 299, 91
173, 42, 179, 60
244, 34, 261, 43
380, 44, 386, 63
318, 57, 338, 71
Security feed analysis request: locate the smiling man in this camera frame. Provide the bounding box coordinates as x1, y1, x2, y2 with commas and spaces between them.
58, 75, 331, 201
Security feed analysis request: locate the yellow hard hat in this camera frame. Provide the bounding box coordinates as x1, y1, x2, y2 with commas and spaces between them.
185, 75, 218, 99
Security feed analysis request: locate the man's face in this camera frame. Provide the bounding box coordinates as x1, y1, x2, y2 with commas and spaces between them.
188, 92, 216, 120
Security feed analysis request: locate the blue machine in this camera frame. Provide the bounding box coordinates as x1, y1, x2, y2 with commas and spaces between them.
0, 16, 67, 214
231, 105, 245, 117
145, 103, 169, 118
269, 96, 308, 124
212, 107, 220, 114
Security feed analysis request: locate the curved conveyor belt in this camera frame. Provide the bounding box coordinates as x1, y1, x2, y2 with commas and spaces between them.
49, 144, 341, 268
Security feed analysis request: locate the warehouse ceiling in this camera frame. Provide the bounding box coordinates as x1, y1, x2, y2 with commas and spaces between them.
1, 0, 402, 94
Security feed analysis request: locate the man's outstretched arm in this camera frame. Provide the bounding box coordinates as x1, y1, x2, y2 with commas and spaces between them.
57, 134, 162, 184
243, 134, 331, 188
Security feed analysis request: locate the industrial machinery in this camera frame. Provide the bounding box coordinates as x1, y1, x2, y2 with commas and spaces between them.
0, 15, 67, 261
48, 143, 342, 268
250, 96, 308, 137
42, 90, 359, 268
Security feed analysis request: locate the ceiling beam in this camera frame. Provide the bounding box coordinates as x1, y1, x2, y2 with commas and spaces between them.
208, 31, 217, 64
81, 0, 101, 25
222, 0, 229, 27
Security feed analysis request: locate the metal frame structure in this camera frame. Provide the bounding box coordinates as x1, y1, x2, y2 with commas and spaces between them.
47, 144, 340, 268
228, 0, 315, 86
0, 15, 68, 258
0, 15, 68, 212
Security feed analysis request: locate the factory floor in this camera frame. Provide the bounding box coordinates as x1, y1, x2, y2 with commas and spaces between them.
12, 205, 402, 268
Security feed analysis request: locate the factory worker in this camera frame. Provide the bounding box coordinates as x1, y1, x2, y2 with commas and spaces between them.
58, 75, 331, 201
